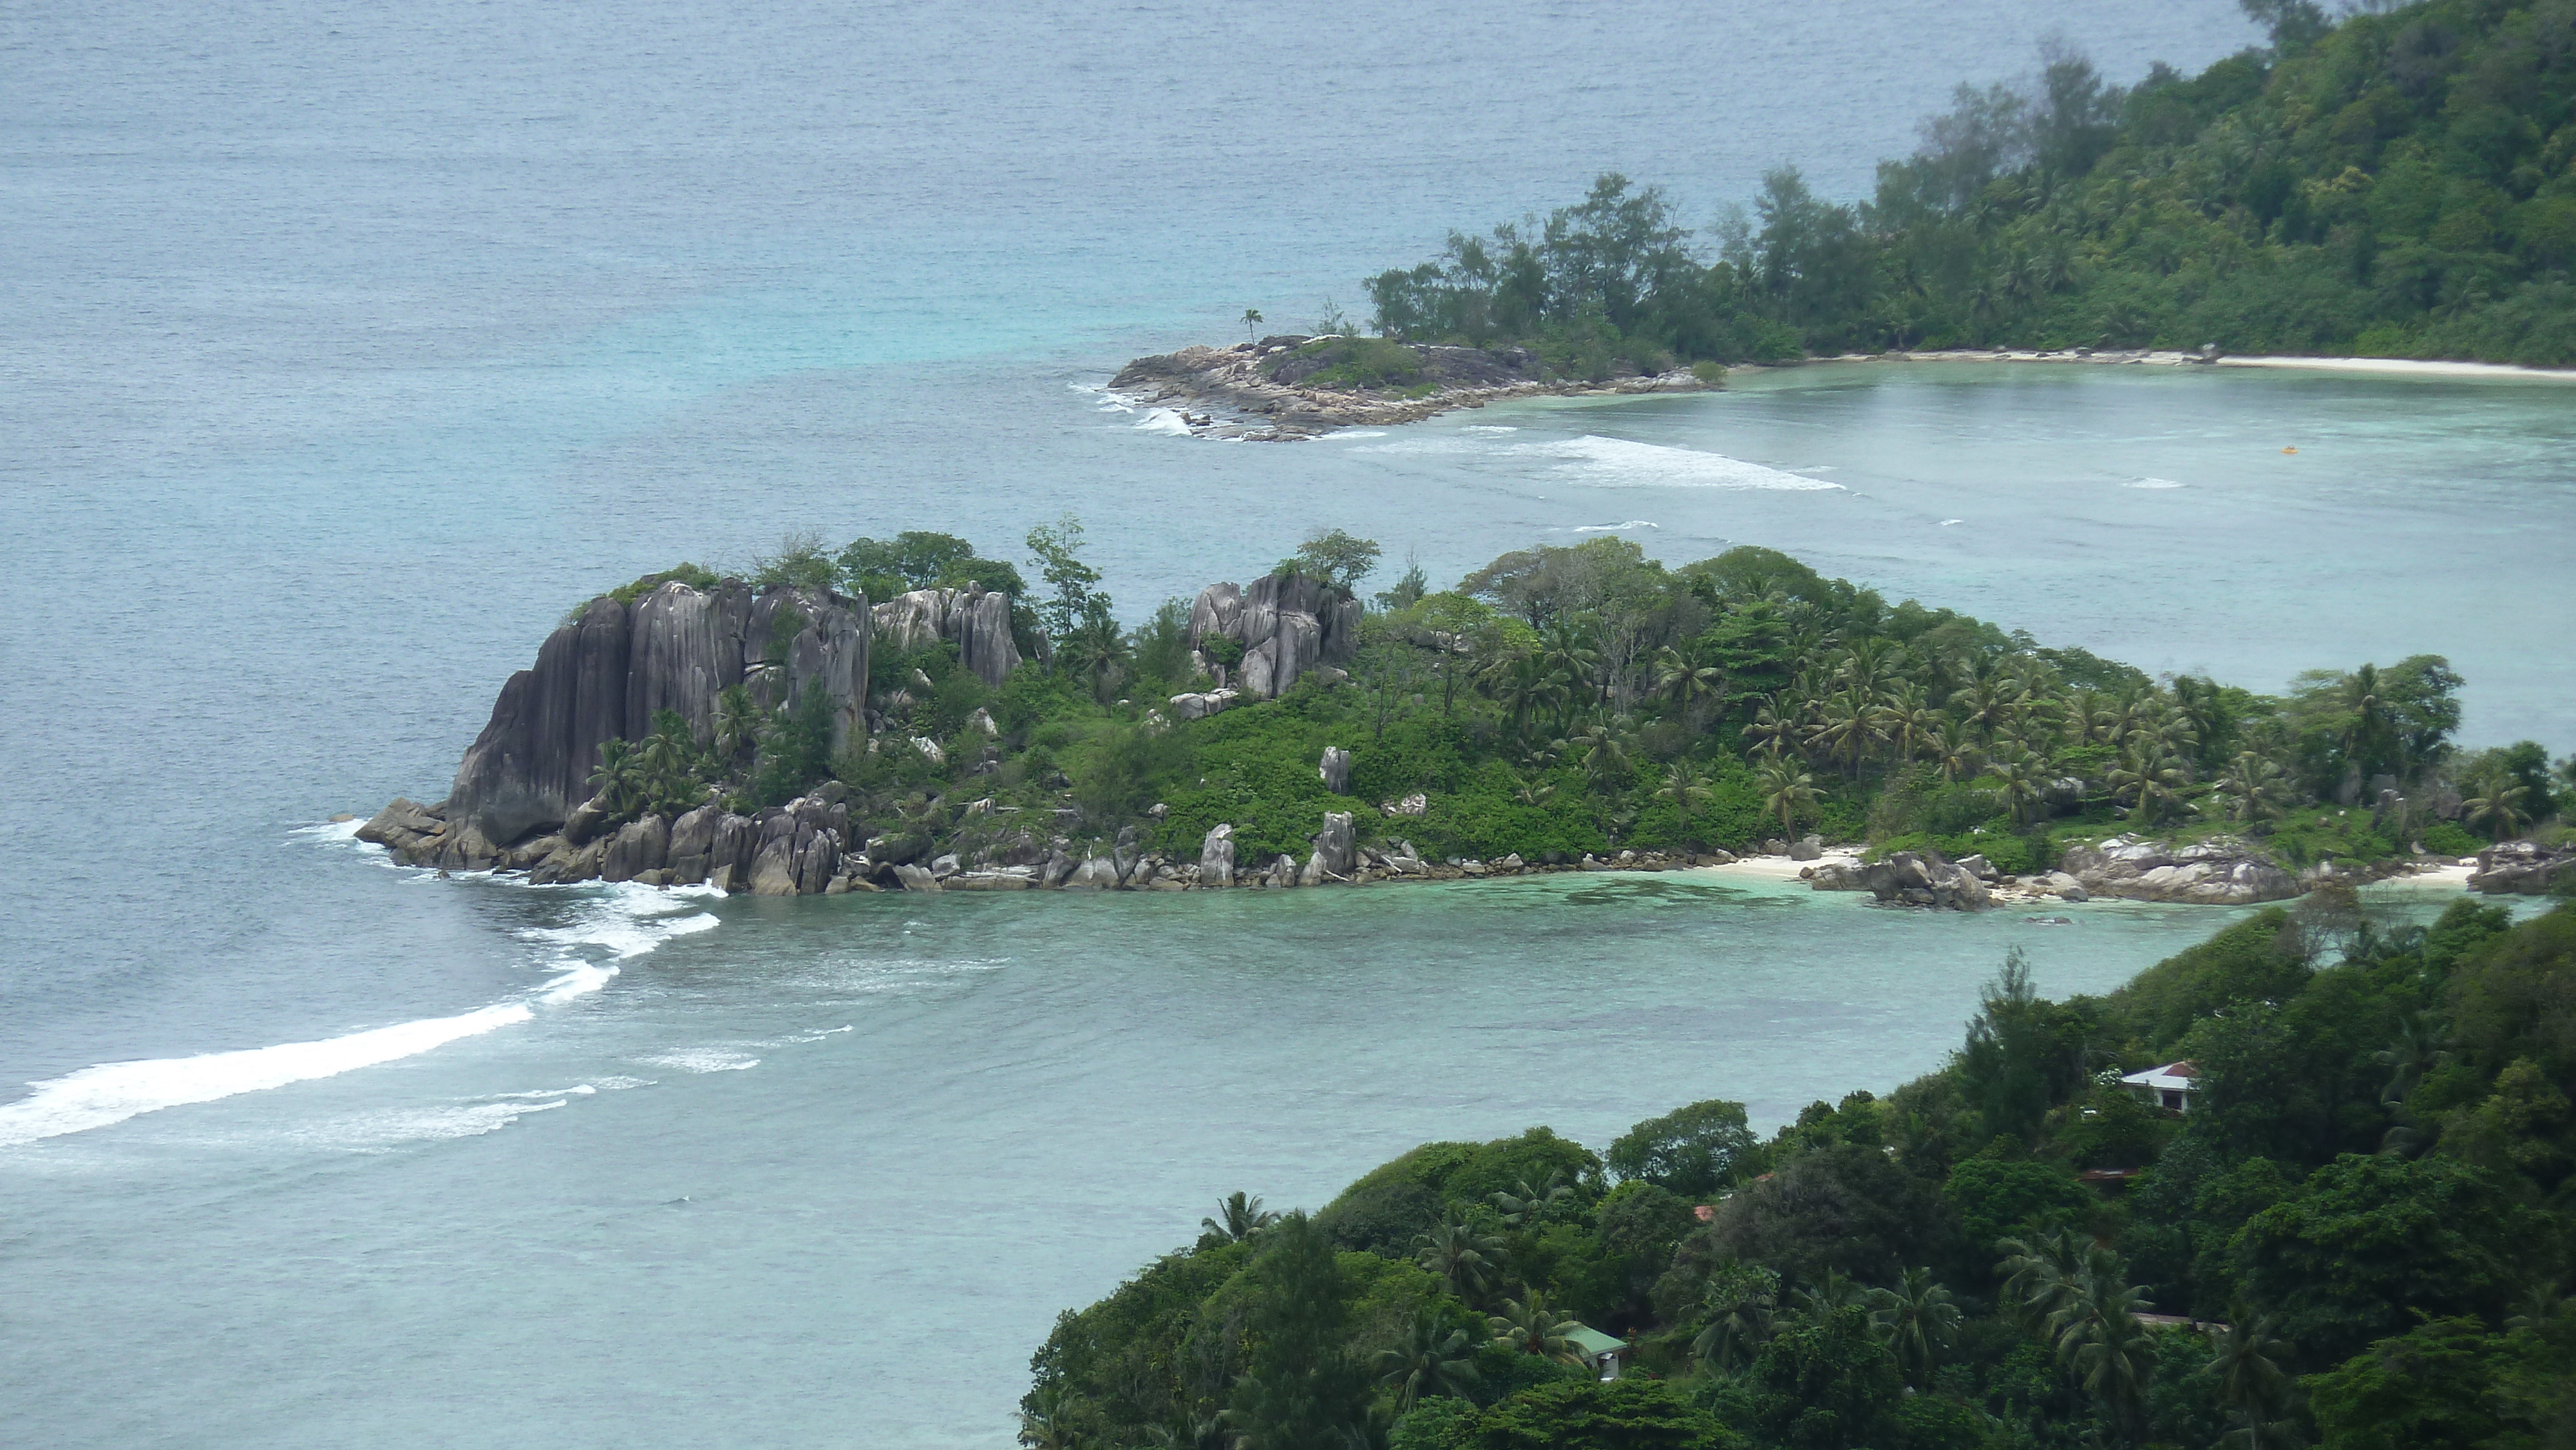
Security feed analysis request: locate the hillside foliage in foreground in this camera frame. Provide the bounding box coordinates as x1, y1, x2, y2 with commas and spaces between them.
1024, 898, 2576, 1450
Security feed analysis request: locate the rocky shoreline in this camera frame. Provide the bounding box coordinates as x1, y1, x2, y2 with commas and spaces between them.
1108, 335, 1714, 440
354, 791, 1757, 894
1796, 831, 2514, 911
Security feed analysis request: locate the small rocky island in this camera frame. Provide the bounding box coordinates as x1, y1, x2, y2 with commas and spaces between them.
358, 527, 2559, 910
1110, 334, 1714, 440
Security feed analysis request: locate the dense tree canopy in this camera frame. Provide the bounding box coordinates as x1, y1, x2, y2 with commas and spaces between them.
1367, 0, 2576, 368
1028, 898, 2576, 1450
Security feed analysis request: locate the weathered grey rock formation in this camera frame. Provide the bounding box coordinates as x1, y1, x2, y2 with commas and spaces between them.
2060, 834, 2298, 904
1168, 688, 1240, 720
446, 579, 867, 845
1319, 746, 1350, 794
1860, 851, 1992, 910
1804, 861, 1867, 891
666, 804, 723, 885
746, 796, 848, 897
2471, 840, 2575, 894
1200, 823, 1236, 887
870, 585, 1023, 687
1185, 572, 1361, 700
600, 814, 670, 883
1312, 811, 1356, 878
1109, 337, 1712, 441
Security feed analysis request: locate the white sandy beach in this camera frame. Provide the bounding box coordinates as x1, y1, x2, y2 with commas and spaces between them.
1839, 348, 2576, 383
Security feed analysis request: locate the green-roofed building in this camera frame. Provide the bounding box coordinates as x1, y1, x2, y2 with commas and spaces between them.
1564, 1324, 1627, 1380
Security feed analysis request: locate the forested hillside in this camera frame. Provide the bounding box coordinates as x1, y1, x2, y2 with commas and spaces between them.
1365, 0, 2576, 369
1025, 898, 2576, 1450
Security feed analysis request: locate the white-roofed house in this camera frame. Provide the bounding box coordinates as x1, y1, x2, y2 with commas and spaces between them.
2119, 1060, 2199, 1113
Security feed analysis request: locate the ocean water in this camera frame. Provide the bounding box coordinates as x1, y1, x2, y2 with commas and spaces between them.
6, 1, 2575, 1445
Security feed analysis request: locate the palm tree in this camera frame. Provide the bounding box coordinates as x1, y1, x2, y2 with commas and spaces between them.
2463, 771, 2531, 838
2063, 688, 2107, 747
1571, 722, 1632, 792
1201, 1191, 1279, 1243
1791, 1268, 1869, 1319
587, 737, 646, 819
1416, 1211, 1503, 1304
2109, 741, 2188, 825
1488, 1173, 1573, 1229
1807, 688, 1886, 778
1741, 695, 1798, 759
1994, 1232, 2085, 1324
1241, 308, 1263, 342
2340, 663, 2394, 777
1654, 644, 1727, 727
1984, 744, 2047, 827
1883, 682, 1937, 764
1537, 616, 1602, 731
1868, 1267, 1961, 1389
1019, 1386, 1079, 1450
1374, 1307, 1480, 1413
2005, 1239, 2157, 1440
2056, 1277, 2156, 1441
712, 684, 764, 773
1657, 762, 1714, 838
1510, 769, 1557, 807
1690, 1288, 1776, 1375
1931, 718, 1982, 784
2207, 1313, 2290, 1421
1756, 757, 1819, 840
2218, 751, 2290, 824
1951, 676, 2011, 740
1486, 1291, 1584, 1364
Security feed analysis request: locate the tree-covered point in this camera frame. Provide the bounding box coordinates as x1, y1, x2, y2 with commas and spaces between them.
1024, 896, 2576, 1450
1363, 0, 2576, 371
594, 521, 2568, 878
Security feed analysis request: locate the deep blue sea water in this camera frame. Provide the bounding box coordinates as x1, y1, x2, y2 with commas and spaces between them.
6, 2, 2573, 1445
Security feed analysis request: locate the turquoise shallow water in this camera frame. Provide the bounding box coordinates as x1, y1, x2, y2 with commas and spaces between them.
6, 0, 2574, 1445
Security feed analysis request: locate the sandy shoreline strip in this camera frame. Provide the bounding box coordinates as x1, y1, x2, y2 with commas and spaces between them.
1830, 348, 2576, 384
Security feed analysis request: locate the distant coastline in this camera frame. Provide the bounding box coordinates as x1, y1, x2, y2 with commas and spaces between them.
1111, 338, 2576, 441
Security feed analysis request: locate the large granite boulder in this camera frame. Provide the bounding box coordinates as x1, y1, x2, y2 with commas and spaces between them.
1859, 850, 1991, 910
870, 585, 1024, 687
744, 796, 848, 896
2471, 840, 2576, 894
445, 579, 867, 845
1313, 811, 1356, 878
357, 798, 445, 852
600, 814, 670, 883
1168, 688, 1240, 720
1184, 570, 1360, 700
1200, 824, 1236, 887
707, 812, 758, 891
2060, 834, 2297, 905
665, 804, 724, 885
1319, 746, 1350, 794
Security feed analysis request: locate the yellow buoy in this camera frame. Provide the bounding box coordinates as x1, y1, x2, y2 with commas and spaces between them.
2282, 446, 2298, 453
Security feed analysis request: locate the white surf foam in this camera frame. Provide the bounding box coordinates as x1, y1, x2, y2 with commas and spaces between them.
0, 842, 730, 1148
1461, 424, 1519, 433
1133, 408, 1191, 436
1510, 436, 1844, 490
642, 1049, 761, 1073
0, 1002, 535, 1148
1331, 429, 1387, 439
1941, 518, 1965, 526
1571, 520, 1658, 532
2125, 476, 2186, 489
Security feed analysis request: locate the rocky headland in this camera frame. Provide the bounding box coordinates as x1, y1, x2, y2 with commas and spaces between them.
1108, 334, 1713, 440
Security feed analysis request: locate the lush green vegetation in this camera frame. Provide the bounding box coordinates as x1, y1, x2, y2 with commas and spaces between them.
1364, 0, 2576, 370
1023, 896, 2576, 1449
592, 523, 2569, 876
